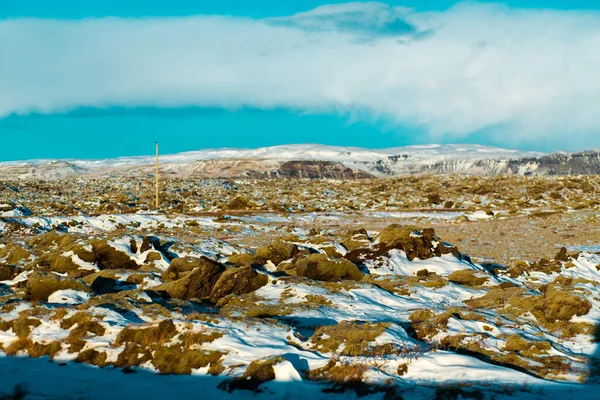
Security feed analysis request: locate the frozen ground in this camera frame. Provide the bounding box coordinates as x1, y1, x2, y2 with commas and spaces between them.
1, 176, 600, 399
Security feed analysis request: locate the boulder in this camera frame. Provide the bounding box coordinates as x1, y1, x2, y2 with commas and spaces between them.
540, 284, 591, 322
347, 225, 460, 264
0, 244, 31, 265
153, 259, 225, 300
90, 239, 139, 270
255, 241, 298, 265
26, 271, 91, 302
161, 256, 223, 282
282, 254, 363, 282
210, 266, 268, 302
0, 264, 17, 281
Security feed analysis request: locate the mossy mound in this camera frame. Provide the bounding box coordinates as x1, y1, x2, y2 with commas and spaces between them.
161, 256, 223, 282
225, 196, 257, 211
447, 270, 488, 287
280, 254, 363, 282
153, 260, 225, 301
28, 230, 64, 248
255, 241, 298, 265
310, 321, 389, 356
0, 264, 17, 281
540, 283, 591, 322
210, 266, 268, 302
0, 244, 32, 265
90, 239, 139, 270
244, 356, 285, 382
377, 224, 419, 245
26, 271, 91, 301
346, 225, 460, 266
144, 251, 163, 263
227, 253, 260, 267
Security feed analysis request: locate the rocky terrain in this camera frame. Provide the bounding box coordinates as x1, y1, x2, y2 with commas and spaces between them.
1, 175, 600, 399
4, 144, 600, 180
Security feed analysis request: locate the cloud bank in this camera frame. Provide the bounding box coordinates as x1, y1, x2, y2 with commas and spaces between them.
1, 2, 600, 147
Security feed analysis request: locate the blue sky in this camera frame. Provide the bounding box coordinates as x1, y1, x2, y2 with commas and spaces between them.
1, 1, 600, 161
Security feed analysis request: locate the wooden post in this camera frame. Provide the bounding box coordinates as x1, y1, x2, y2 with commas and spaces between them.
155, 141, 159, 209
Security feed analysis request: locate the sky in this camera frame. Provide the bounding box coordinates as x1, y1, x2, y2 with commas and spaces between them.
1, 1, 600, 161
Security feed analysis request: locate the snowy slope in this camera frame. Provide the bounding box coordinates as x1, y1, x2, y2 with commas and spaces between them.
0, 144, 545, 179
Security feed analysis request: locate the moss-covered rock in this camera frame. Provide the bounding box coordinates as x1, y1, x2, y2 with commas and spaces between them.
540, 284, 591, 322
0, 264, 17, 281
26, 271, 91, 301
153, 259, 225, 300
447, 270, 488, 287
283, 254, 363, 282
144, 251, 163, 263
0, 244, 31, 265
346, 225, 460, 266
210, 266, 268, 302
225, 196, 257, 211
227, 253, 260, 267
90, 239, 139, 270
161, 256, 222, 282
255, 241, 298, 265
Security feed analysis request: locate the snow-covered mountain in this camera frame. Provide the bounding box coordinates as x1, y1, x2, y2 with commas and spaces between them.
1, 143, 598, 179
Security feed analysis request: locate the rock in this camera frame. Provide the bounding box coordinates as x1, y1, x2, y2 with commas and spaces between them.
26, 271, 91, 302
140, 236, 160, 253
285, 254, 363, 282
129, 239, 138, 254
162, 256, 223, 282
347, 224, 460, 265
0, 244, 31, 265
555, 247, 569, 262
447, 270, 488, 286
540, 284, 591, 322
227, 253, 259, 267
255, 241, 298, 265
210, 266, 268, 302
28, 230, 63, 248
427, 193, 443, 205
153, 259, 225, 300
226, 196, 257, 211
144, 251, 163, 263
90, 239, 139, 270
0, 264, 17, 281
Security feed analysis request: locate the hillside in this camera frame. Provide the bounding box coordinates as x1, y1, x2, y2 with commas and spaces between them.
0, 143, 570, 179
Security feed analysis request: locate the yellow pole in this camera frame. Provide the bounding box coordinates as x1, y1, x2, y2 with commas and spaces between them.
155, 141, 159, 209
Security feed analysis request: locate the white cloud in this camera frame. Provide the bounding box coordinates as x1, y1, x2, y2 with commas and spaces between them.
1, 2, 600, 147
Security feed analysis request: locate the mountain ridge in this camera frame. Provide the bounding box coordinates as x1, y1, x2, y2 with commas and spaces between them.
2, 144, 600, 179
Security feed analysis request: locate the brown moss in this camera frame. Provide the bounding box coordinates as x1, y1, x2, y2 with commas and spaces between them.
209, 266, 268, 302
152, 347, 224, 374
243, 356, 285, 382
0, 264, 18, 281
115, 319, 177, 347
153, 259, 225, 301
90, 239, 139, 270
540, 284, 591, 322
409, 309, 435, 324
447, 270, 488, 287
285, 254, 363, 282
26, 271, 90, 302
504, 334, 532, 352
310, 321, 389, 356
11, 316, 41, 339
308, 360, 366, 384
28, 340, 62, 359
76, 348, 108, 367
